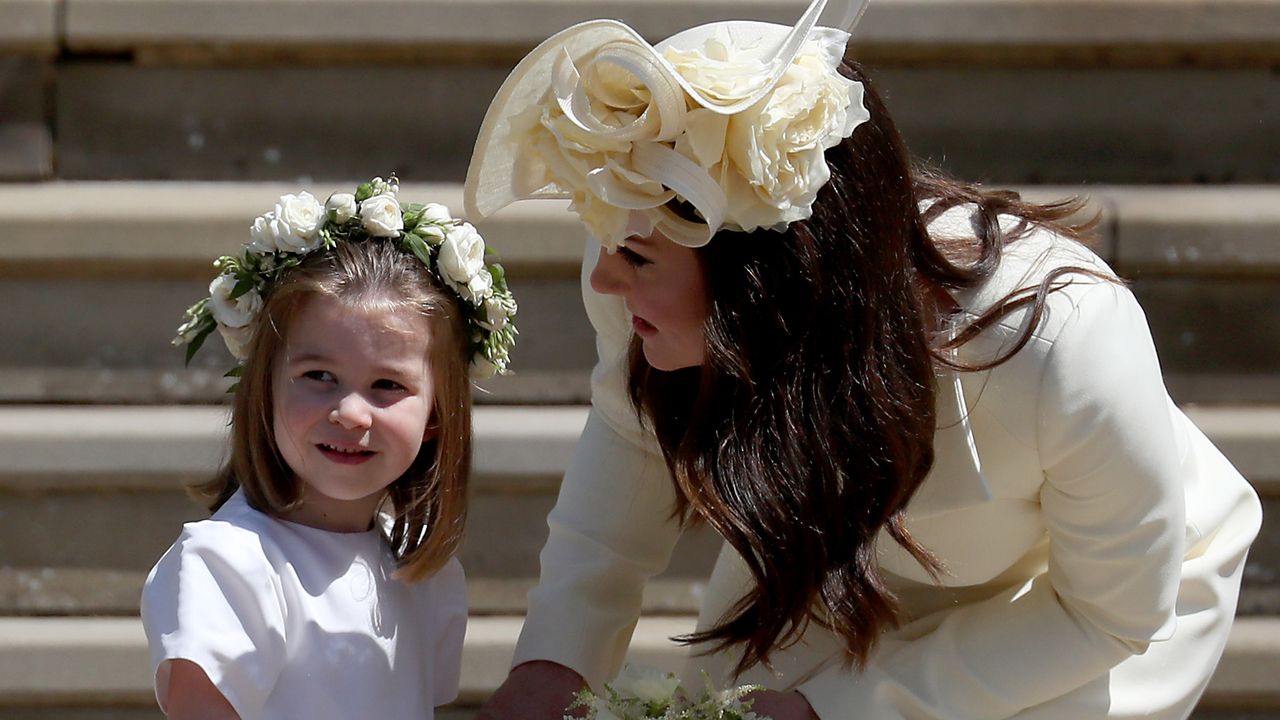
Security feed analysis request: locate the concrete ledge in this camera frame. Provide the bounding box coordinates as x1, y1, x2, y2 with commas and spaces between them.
1, 615, 1276, 707
0, 404, 1275, 493
3, 183, 1278, 277
0, 405, 588, 491
1184, 406, 1280, 484
61, 0, 1280, 57
0, 182, 584, 277
0, 569, 707, 616
0, 366, 592, 406
0, 0, 57, 54
1110, 188, 1280, 276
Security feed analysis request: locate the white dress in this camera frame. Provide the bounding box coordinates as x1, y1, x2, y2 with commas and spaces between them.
141, 490, 467, 719
511, 208, 1264, 719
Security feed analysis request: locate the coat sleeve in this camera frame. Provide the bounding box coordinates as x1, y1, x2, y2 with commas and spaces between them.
797, 281, 1186, 719
511, 239, 685, 688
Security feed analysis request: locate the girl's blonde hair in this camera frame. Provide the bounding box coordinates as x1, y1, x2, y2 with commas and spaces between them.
193, 239, 471, 581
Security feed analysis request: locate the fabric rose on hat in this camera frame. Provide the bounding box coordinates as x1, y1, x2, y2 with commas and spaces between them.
723, 38, 868, 231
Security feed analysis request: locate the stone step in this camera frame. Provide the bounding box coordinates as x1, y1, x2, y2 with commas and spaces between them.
2, 183, 1278, 405
0, 0, 57, 55
7, 182, 1280, 276
0, 404, 726, 592
42, 63, 1280, 183
0, 615, 1276, 712
0, 404, 1276, 616
52, 0, 1280, 64
11, 0, 1280, 183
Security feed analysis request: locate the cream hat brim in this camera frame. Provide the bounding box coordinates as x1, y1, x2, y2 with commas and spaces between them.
464, 0, 869, 223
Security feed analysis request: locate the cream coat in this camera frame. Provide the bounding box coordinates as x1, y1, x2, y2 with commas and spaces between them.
512, 208, 1263, 719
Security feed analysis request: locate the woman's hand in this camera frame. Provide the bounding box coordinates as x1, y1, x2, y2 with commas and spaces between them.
476, 660, 587, 720
746, 689, 820, 720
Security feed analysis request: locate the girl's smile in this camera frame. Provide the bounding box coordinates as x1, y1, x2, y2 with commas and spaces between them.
316, 442, 377, 464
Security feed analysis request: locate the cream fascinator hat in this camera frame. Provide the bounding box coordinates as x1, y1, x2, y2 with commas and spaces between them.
464, 0, 872, 249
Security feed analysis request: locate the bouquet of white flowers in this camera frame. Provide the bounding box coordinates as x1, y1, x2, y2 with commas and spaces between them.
567, 665, 769, 720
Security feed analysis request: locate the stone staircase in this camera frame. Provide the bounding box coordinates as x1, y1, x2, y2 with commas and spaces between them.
1, 0, 1278, 718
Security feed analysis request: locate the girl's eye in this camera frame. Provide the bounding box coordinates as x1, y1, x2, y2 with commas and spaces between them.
302, 370, 336, 384
372, 379, 406, 392
618, 247, 651, 268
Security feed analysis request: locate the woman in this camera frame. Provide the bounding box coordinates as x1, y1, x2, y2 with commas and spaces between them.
463, 1, 1262, 717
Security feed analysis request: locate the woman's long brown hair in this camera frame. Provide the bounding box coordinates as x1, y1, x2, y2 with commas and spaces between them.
627, 61, 1109, 676
192, 239, 472, 582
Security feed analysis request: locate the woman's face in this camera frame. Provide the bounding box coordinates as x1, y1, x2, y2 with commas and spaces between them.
589, 230, 708, 371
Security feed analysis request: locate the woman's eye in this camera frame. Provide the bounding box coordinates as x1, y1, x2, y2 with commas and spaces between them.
618, 247, 651, 268
302, 370, 336, 383
372, 379, 406, 392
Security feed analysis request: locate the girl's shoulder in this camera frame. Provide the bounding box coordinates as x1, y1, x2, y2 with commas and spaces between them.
145, 492, 281, 593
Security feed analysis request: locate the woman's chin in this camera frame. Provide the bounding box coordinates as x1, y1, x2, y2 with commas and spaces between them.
642, 342, 704, 372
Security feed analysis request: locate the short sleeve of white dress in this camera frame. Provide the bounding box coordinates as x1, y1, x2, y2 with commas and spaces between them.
425, 556, 468, 708
140, 519, 288, 718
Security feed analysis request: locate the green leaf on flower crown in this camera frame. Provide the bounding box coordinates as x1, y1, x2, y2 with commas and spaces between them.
402, 234, 433, 268
355, 182, 375, 203
401, 208, 425, 231
489, 263, 508, 290
224, 365, 244, 378
401, 202, 425, 215
183, 320, 217, 367
230, 276, 255, 300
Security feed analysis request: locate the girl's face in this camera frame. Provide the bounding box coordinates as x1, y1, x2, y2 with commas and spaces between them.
272, 295, 437, 532
589, 230, 708, 371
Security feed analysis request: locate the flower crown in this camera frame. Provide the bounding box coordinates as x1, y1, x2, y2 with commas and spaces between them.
174, 177, 518, 380
465, 0, 872, 250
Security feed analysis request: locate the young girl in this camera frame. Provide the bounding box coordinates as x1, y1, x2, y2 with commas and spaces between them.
142, 178, 518, 719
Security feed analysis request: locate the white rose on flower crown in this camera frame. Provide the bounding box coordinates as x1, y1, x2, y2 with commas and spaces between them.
218, 321, 254, 361
173, 176, 519, 381
438, 223, 488, 299
272, 192, 325, 250
326, 192, 358, 223
247, 213, 280, 255
360, 193, 404, 237
207, 273, 261, 329
422, 203, 452, 223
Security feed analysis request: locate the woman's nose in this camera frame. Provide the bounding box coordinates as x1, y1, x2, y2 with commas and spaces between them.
589, 247, 629, 297
330, 392, 374, 430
